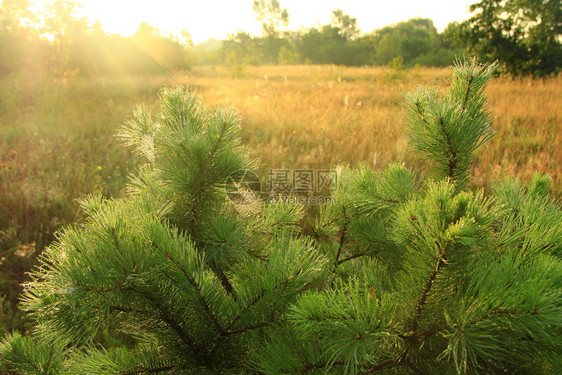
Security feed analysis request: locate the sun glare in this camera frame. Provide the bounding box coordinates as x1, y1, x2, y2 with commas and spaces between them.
26, 0, 472, 44
60, 0, 261, 44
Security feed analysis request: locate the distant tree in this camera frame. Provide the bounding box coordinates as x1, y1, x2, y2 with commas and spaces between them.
371, 18, 462, 66
132, 22, 191, 71
448, 0, 562, 77
277, 45, 300, 64
414, 29, 463, 67
252, 0, 289, 37
251, 0, 290, 64
179, 30, 194, 47
42, 0, 88, 76
296, 13, 371, 67
190, 38, 223, 65
0, 0, 34, 76
331, 8, 360, 39
297, 26, 346, 65
222, 31, 262, 75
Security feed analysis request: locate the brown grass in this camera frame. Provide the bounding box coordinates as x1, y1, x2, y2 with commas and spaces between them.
175, 65, 561, 195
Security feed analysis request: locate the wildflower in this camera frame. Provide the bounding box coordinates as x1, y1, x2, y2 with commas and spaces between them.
97, 165, 102, 171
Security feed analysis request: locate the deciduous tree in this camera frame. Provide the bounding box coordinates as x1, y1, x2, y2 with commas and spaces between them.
447, 0, 561, 77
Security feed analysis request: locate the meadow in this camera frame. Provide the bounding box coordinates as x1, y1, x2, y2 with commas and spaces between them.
0, 64, 560, 331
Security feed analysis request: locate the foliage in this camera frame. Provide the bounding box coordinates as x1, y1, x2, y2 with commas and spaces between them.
41, 0, 88, 76
0, 0, 465, 74
0, 0, 192, 77
0, 0, 31, 77
218, 15, 461, 68
370, 18, 464, 67
223, 16, 463, 68
1, 60, 560, 374
447, 0, 562, 77
296, 25, 370, 66
0, 0, 46, 77
253, 0, 289, 37
221, 31, 264, 75
330, 9, 360, 40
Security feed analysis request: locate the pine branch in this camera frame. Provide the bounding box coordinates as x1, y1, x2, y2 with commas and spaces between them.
209, 274, 299, 365
415, 102, 430, 127
81, 285, 133, 293
223, 321, 272, 336
438, 116, 457, 179
111, 226, 122, 255
335, 226, 346, 264
301, 360, 345, 373
404, 60, 496, 189
409, 242, 448, 334
45, 347, 54, 373
19, 351, 42, 374
207, 118, 228, 168
225, 289, 267, 331
370, 195, 402, 204
210, 260, 238, 300
461, 75, 475, 110
176, 116, 243, 299
165, 251, 226, 334
139, 291, 196, 350
361, 356, 401, 374
337, 252, 369, 265
275, 360, 346, 374
477, 307, 541, 322
334, 206, 348, 264
225, 274, 297, 336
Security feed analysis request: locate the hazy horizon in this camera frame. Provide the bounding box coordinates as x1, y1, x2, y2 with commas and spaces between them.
25, 0, 475, 44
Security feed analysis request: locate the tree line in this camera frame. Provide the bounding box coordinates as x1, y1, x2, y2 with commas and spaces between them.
217, 16, 462, 69
0, 0, 560, 78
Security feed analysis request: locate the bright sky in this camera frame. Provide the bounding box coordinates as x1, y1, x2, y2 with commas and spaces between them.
28, 0, 475, 44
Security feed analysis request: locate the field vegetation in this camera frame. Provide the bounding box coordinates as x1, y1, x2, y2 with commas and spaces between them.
1, 65, 560, 271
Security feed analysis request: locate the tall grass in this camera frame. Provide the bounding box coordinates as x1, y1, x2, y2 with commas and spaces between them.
182, 65, 560, 193
0, 65, 560, 333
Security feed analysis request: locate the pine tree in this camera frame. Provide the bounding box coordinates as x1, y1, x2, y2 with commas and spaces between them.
1, 59, 561, 374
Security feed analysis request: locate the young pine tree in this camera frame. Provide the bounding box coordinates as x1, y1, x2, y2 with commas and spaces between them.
1, 60, 561, 374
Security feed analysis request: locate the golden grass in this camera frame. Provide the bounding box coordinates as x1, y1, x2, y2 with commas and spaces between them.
174, 65, 560, 195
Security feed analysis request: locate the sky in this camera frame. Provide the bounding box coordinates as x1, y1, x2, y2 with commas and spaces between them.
28, 0, 475, 44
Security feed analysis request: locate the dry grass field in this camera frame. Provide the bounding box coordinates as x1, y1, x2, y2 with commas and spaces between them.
184, 65, 560, 192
